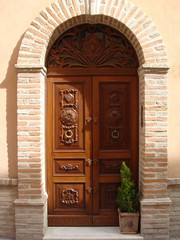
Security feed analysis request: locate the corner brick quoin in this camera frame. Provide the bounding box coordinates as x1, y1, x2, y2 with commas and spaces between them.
14, 0, 171, 240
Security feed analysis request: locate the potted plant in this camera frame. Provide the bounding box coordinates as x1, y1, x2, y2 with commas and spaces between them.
116, 162, 139, 234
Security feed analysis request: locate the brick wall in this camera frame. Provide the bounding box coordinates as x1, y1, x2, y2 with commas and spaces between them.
14, 67, 47, 240
16, 69, 46, 200
0, 178, 18, 239
138, 66, 170, 240
168, 178, 180, 239
14, 195, 47, 240
138, 70, 168, 200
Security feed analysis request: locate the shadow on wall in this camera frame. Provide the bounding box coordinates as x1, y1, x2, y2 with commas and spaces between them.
0, 35, 24, 178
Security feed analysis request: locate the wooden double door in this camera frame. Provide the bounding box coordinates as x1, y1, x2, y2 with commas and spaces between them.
47, 75, 138, 226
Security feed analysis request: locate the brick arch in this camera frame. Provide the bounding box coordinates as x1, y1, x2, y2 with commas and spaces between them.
17, 0, 167, 67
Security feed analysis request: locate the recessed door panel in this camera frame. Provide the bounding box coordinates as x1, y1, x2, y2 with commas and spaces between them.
54, 183, 85, 211
99, 159, 130, 175
54, 82, 84, 151
99, 82, 130, 150
99, 183, 119, 209
53, 158, 85, 176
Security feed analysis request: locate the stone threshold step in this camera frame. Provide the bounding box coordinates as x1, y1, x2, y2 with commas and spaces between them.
43, 227, 144, 240
0, 239, 14, 240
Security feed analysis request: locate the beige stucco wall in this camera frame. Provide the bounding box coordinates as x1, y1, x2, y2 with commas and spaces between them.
0, 0, 179, 178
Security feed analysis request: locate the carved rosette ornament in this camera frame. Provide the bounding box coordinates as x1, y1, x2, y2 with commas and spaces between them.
107, 108, 123, 127
59, 89, 79, 145
60, 109, 78, 126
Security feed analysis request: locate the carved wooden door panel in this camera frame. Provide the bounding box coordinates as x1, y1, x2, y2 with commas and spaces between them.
47, 76, 93, 226
92, 76, 138, 225
47, 75, 138, 226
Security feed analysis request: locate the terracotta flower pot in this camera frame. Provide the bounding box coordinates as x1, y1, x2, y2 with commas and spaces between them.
118, 209, 139, 234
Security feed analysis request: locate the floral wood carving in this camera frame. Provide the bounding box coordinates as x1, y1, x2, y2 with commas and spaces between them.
60, 164, 79, 171
106, 90, 124, 144
105, 164, 121, 170
60, 89, 78, 145
61, 188, 79, 205
47, 24, 138, 69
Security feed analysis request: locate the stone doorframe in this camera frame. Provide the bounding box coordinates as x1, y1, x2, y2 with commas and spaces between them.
14, 1, 171, 240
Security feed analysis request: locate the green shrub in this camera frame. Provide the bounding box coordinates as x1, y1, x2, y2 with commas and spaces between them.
116, 162, 139, 213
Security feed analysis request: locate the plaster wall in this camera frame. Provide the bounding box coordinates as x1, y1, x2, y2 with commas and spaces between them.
0, 0, 179, 178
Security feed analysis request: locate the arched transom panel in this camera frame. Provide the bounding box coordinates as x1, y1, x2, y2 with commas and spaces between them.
46, 24, 139, 69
